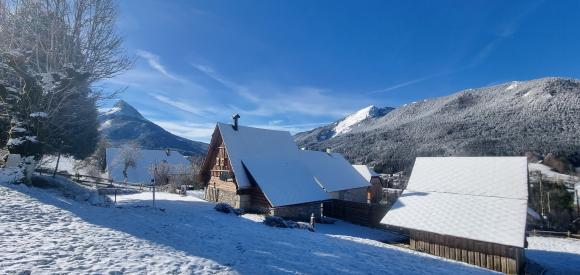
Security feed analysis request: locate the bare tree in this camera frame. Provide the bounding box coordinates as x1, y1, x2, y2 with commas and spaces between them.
0, 0, 132, 171
0, 0, 132, 83
114, 142, 140, 183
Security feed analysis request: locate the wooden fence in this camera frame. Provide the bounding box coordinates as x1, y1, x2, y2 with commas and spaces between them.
528, 229, 580, 239
35, 169, 145, 191
323, 200, 388, 226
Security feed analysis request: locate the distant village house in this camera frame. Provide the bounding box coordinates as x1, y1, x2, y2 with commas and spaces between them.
106, 148, 190, 184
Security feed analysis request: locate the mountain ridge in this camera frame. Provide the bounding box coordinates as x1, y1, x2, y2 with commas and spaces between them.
295, 77, 580, 173
99, 100, 208, 156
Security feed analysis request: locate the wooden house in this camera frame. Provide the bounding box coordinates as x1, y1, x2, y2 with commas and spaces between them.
200, 119, 330, 220
201, 117, 374, 220
381, 157, 528, 274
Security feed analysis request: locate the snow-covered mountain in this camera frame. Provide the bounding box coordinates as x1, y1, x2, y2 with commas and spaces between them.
99, 100, 208, 156
295, 77, 580, 173
295, 105, 394, 143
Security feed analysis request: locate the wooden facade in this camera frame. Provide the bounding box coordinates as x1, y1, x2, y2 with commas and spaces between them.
201, 126, 287, 214
409, 230, 524, 274
323, 200, 388, 226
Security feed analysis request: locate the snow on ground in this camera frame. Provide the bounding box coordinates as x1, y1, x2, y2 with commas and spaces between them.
0, 168, 23, 184
39, 155, 87, 175
528, 163, 577, 183
527, 236, 580, 274
0, 182, 495, 275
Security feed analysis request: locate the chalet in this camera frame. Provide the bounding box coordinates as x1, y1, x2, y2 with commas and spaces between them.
201, 117, 373, 220
352, 164, 383, 203
381, 157, 528, 274
106, 148, 189, 184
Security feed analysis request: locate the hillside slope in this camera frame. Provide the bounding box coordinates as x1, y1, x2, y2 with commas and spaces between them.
0, 182, 495, 274
295, 77, 580, 172
99, 100, 207, 156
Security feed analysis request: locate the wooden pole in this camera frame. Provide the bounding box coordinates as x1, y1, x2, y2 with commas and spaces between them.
52, 140, 64, 178
152, 161, 157, 208
540, 174, 545, 218
547, 192, 551, 214
52, 151, 61, 178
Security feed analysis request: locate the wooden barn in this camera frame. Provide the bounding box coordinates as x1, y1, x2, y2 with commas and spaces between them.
381, 157, 528, 274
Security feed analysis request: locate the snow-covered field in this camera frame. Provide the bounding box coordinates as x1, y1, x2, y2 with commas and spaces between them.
2, 178, 579, 274
527, 236, 580, 274
1, 181, 496, 274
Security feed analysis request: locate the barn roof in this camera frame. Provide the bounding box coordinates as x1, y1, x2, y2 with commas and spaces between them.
299, 151, 371, 192
352, 164, 379, 182
106, 148, 189, 184
381, 157, 528, 248
217, 123, 330, 206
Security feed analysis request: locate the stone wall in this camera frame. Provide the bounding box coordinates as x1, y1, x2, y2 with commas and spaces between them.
270, 203, 322, 221
205, 186, 241, 208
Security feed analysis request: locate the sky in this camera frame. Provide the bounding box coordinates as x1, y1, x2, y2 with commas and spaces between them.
102, 0, 580, 143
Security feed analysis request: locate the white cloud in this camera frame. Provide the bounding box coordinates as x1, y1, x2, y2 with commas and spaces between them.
151, 94, 216, 117
137, 50, 185, 82
193, 63, 259, 102
152, 120, 215, 142
193, 64, 368, 118
367, 74, 439, 94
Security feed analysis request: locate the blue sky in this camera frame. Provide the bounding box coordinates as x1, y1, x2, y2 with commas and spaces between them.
103, 0, 580, 142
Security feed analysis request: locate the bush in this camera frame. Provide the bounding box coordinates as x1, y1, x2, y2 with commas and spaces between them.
214, 203, 244, 215
214, 203, 232, 213
263, 216, 314, 232
264, 216, 287, 228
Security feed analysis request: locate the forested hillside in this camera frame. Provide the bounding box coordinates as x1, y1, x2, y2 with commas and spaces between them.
296, 77, 580, 173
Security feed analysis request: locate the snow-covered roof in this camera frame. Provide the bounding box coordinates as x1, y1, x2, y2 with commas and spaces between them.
352, 164, 379, 182
217, 123, 330, 206
217, 122, 301, 189
106, 148, 190, 184
381, 157, 528, 248
299, 151, 370, 192
242, 159, 330, 207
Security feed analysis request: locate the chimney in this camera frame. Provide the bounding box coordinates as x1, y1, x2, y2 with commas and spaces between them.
232, 114, 241, 131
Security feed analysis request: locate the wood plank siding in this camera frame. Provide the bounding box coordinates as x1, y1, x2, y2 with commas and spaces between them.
409, 230, 524, 274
